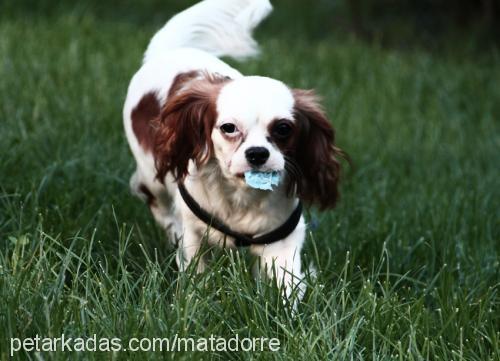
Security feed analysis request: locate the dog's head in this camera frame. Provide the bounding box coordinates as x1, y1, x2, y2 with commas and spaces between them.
154, 72, 343, 209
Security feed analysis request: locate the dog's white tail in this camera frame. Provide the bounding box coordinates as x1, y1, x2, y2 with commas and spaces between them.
144, 0, 272, 63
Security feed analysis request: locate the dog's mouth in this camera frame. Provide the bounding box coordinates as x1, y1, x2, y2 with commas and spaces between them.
234, 169, 283, 178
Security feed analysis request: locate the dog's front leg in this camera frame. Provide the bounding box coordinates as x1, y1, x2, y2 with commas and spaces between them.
251, 217, 306, 302
176, 225, 206, 273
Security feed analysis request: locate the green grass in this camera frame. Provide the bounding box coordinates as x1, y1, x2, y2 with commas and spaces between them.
0, 1, 499, 360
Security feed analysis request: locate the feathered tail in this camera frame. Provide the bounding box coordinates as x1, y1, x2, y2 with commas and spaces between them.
144, 0, 272, 63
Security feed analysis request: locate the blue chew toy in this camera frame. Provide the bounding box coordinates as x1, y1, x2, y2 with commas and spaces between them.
244, 171, 281, 191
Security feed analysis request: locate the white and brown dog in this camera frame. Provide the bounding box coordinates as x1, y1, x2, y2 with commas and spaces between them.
123, 0, 343, 298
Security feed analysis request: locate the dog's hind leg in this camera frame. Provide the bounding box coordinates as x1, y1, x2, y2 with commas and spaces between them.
130, 169, 181, 244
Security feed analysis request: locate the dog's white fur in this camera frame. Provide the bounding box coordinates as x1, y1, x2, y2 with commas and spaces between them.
123, 0, 339, 299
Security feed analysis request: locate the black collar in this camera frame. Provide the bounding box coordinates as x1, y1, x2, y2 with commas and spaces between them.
178, 183, 303, 247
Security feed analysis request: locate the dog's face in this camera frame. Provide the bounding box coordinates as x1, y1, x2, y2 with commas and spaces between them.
212, 76, 294, 179
154, 72, 342, 209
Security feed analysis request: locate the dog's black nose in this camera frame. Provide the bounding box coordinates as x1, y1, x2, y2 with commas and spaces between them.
245, 147, 270, 166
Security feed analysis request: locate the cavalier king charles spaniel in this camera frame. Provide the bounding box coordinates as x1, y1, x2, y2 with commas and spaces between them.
123, 0, 343, 299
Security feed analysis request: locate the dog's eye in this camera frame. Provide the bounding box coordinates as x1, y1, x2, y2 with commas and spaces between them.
272, 121, 293, 139
220, 123, 237, 134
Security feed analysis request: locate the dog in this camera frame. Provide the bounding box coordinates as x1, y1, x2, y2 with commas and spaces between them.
123, 0, 343, 299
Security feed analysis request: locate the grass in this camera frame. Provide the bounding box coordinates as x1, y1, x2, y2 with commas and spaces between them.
0, 0, 499, 360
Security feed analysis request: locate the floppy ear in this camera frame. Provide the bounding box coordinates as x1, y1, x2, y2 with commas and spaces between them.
154, 82, 218, 182
292, 89, 342, 209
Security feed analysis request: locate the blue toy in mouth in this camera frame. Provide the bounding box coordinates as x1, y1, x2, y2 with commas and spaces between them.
244, 171, 281, 191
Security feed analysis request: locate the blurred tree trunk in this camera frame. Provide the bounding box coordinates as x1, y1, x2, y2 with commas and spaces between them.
348, 0, 371, 40
481, 0, 495, 28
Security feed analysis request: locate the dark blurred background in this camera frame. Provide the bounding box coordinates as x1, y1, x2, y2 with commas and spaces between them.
2, 0, 499, 51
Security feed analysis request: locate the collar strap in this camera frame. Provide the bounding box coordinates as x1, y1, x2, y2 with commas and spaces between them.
178, 183, 302, 247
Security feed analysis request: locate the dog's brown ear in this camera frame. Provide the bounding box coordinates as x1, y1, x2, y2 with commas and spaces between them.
154, 80, 219, 182
292, 89, 343, 209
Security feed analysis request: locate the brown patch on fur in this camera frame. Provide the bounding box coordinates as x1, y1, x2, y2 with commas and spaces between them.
168, 70, 231, 99
267, 118, 303, 196
139, 183, 156, 207
167, 70, 200, 99
267, 118, 300, 152
154, 72, 231, 182
131, 92, 161, 151
291, 89, 344, 209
